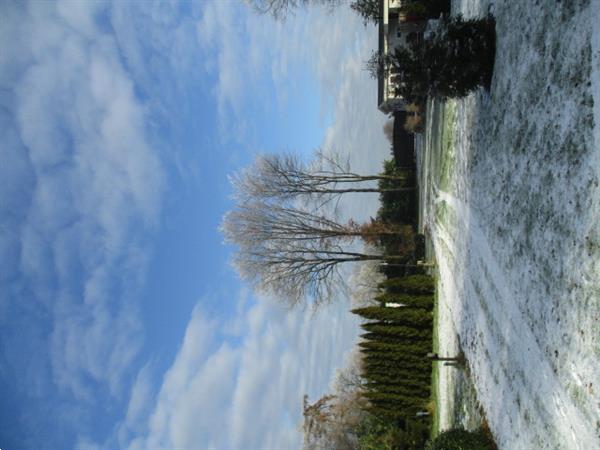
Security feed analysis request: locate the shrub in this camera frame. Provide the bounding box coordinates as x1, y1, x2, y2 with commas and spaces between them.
426, 428, 495, 450
357, 415, 431, 449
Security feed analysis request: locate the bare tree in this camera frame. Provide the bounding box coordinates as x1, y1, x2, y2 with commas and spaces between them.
231, 152, 413, 207
223, 202, 404, 244
245, 0, 341, 20
302, 393, 366, 450
333, 347, 367, 396
348, 254, 386, 308
221, 202, 414, 306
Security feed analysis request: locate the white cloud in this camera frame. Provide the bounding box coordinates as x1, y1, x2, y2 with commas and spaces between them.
127, 296, 360, 450
194, 1, 390, 189
0, 0, 164, 406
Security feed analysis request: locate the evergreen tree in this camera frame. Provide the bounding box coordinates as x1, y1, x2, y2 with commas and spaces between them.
378, 274, 435, 294
375, 292, 434, 310
364, 372, 431, 390
388, 15, 496, 101
360, 331, 431, 345
359, 340, 431, 356
363, 354, 430, 371
353, 306, 433, 326
365, 382, 430, 397
361, 322, 431, 339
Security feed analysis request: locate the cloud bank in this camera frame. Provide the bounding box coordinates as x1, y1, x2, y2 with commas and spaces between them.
0, 1, 163, 446
1, 1, 393, 448
124, 297, 360, 450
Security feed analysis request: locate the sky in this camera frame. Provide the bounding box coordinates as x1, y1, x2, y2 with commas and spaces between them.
0, 1, 391, 449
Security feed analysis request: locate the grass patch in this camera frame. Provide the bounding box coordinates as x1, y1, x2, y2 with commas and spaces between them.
438, 100, 456, 192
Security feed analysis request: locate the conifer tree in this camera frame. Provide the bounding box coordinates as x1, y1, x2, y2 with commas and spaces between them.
360, 322, 431, 339
360, 331, 431, 345
378, 274, 435, 294
364, 373, 431, 389
385, 15, 496, 101
353, 306, 433, 326
375, 292, 434, 310
359, 340, 431, 356
365, 383, 430, 398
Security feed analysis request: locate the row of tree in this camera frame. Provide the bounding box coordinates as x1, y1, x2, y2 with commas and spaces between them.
222, 153, 418, 307
295, 154, 435, 448
353, 273, 434, 423
300, 272, 436, 449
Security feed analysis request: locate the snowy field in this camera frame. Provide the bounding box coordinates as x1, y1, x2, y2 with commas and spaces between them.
419, 1, 600, 448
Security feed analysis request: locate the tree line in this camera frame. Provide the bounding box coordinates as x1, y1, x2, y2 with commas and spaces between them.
222, 153, 418, 307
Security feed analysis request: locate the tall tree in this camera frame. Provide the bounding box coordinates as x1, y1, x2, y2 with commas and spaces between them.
231, 152, 412, 207
302, 392, 368, 450
245, 0, 340, 20
368, 15, 496, 101
353, 306, 432, 326
222, 202, 414, 306
246, 0, 380, 23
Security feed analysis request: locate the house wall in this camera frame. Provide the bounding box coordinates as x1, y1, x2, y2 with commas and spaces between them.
379, 0, 421, 113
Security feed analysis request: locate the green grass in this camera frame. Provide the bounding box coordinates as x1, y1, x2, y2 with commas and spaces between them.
426, 100, 455, 440
438, 100, 456, 192
430, 271, 441, 439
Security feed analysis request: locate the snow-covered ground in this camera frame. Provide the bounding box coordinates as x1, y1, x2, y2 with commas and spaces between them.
420, 1, 600, 448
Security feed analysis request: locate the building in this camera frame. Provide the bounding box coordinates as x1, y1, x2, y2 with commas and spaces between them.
377, 0, 426, 114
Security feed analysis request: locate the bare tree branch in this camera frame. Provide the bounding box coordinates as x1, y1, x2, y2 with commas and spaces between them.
230, 153, 413, 208
245, 0, 341, 20
221, 201, 414, 306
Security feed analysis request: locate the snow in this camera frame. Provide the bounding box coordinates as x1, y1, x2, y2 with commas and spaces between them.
419, 1, 600, 448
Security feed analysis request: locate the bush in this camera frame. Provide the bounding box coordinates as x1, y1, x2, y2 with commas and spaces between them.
426, 428, 495, 450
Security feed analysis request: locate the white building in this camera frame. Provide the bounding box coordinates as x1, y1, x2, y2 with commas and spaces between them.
378, 0, 426, 114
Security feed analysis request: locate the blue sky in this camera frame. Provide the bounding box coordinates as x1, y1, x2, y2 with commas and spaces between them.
0, 1, 391, 449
